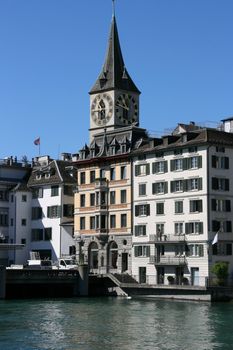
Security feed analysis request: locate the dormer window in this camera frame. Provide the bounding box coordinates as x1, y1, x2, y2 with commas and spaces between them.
36, 174, 41, 180
45, 173, 50, 179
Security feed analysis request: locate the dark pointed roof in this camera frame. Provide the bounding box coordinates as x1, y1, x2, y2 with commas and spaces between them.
90, 16, 140, 94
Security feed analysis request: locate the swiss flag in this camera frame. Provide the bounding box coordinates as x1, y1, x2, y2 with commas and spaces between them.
34, 137, 40, 145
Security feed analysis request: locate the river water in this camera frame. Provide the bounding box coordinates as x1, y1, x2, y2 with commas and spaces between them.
0, 297, 233, 350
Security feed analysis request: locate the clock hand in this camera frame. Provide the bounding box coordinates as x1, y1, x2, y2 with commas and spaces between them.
116, 103, 129, 111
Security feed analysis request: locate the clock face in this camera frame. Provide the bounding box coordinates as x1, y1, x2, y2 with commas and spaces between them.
115, 93, 138, 125
91, 93, 113, 126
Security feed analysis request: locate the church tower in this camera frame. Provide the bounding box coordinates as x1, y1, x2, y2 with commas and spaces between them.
89, 14, 140, 141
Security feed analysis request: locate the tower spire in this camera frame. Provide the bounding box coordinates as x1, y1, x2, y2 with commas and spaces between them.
89, 14, 140, 94
112, 0, 115, 17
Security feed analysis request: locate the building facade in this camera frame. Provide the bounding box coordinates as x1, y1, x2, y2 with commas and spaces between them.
132, 122, 233, 286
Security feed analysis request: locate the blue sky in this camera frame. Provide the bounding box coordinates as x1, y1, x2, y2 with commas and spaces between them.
0, 0, 233, 161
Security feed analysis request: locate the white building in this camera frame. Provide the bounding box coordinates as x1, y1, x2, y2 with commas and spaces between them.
132, 122, 233, 287
26, 155, 77, 262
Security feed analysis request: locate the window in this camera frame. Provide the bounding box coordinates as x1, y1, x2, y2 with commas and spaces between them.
90, 170, 96, 183
80, 217, 85, 230
174, 223, 183, 235
121, 166, 127, 179
134, 245, 150, 257
47, 206, 61, 218
22, 195, 27, 202
31, 229, 43, 241
51, 186, 59, 197
121, 190, 127, 203
21, 218, 27, 226
44, 228, 52, 241
171, 180, 184, 192
135, 204, 150, 217
216, 146, 225, 153
63, 204, 74, 217
189, 146, 198, 153
175, 201, 183, 214
100, 169, 106, 179
121, 214, 127, 228
212, 199, 231, 212
32, 207, 42, 220
212, 156, 229, 169
110, 191, 116, 205
90, 216, 95, 229
152, 161, 167, 174
190, 200, 202, 213
156, 202, 164, 215
185, 222, 203, 234
80, 172, 86, 184
21, 238, 26, 245
0, 208, 8, 226
10, 218, 13, 226
135, 164, 150, 176
63, 185, 73, 196
110, 215, 116, 228
90, 193, 95, 206
32, 188, 43, 198
139, 183, 146, 196
135, 225, 147, 236
187, 244, 204, 257
110, 168, 116, 181
156, 223, 164, 235
212, 220, 232, 233
174, 149, 183, 155
212, 178, 229, 191
0, 190, 9, 201
152, 182, 167, 194
80, 194, 85, 207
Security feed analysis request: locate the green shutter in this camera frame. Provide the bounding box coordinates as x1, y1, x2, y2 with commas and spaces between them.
170, 160, 175, 171
146, 164, 150, 175
135, 165, 140, 176
198, 156, 202, 168
152, 163, 156, 174
198, 178, 203, 190
212, 155, 217, 168
164, 161, 168, 173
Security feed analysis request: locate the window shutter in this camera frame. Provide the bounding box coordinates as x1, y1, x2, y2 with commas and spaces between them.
212, 220, 219, 231
170, 181, 175, 193
135, 165, 140, 176
226, 200, 231, 212
225, 179, 230, 191
225, 157, 229, 169
183, 180, 188, 192
146, 246, 150, 257
146, 164, 150, 175
170, 160, 175, 171
135, 205, 139, 217
199, 245, 204, 257
146, 204, 150, 216
199, 200, 203, 212
198, 178, 203, 190
47, 207, 51, 218
226, 221, 232, 232
212, 177, 218, 190
164, 161, 168, 173
199, 222, 203, 234
185, 223, 190, 234
152, 183, 156, 194
212, 199, 216, 211
152, 163, 156, 174
143, 225, 147, 235
164, 182, 168, 194
198, 156, 202, 168
183, 158, 188, 170
212, 155, 217, 168
135, 226, 139, 236
134, 246, 139, 257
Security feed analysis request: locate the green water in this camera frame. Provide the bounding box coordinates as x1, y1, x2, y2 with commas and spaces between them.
0, 297, 232, 350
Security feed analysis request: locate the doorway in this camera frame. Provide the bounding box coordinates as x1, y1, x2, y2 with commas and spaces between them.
191, 267, 199, 286
139, 267, 147, 284
121, 253, 128, 272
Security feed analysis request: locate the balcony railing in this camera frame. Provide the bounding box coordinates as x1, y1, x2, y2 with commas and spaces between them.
149, 255, 187, 266
150, 234, 186, 243
95, 178, 108, 189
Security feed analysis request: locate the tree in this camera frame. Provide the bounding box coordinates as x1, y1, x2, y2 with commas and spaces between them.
211, 262, 228, 286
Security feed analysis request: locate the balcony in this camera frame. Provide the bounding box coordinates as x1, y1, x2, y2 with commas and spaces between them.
150, 234, 186, 244
95, 178, 108, 190
149, 255, 187, 266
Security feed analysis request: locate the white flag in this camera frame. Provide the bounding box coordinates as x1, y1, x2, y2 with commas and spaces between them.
212, 232, 219, 245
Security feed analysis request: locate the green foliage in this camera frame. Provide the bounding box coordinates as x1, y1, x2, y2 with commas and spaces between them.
211, 262, 228, 283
